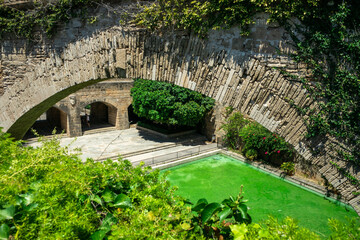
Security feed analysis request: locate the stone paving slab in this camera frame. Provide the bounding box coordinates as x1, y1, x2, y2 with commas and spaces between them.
27, 128, 207, 161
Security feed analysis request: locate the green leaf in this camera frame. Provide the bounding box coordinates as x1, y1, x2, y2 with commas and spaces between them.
201, 203, 221, 223
113, 194, 132, 209
101, 189, 115, 203
180, 222, 191, 230
90, 229, 108, 240
230, 224, 248, 240
192, 198, 208, 212
237, 204, 248, 219
0, 205, 15, 220
221, 198, 232, 206
90, 195, 103, 206
18, 192, 34, 206
23, 203, 38, 212
0, 224, 9, 240
258, 229, 271, 238
100, 213, 117, 231
218, 207, 232, 222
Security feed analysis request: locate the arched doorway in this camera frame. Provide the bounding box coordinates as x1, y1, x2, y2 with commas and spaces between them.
81, 102, 117, 133
23, 107, 68, 139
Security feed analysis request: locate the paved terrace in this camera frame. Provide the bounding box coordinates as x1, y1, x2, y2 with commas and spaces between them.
26, 128, 214, 163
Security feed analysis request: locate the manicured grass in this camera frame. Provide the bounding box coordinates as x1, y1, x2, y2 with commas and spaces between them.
162, 154, 358, 238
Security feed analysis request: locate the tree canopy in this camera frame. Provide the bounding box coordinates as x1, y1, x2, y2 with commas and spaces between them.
130, 79, 215, 127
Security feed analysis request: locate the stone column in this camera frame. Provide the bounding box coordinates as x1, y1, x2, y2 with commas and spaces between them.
116, 105, 130, 129
67, 95, 83, 137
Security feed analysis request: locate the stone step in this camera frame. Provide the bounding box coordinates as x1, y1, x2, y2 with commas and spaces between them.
96, 135, 208, 161
82, 126, 117, 135
151, 149, 221, 170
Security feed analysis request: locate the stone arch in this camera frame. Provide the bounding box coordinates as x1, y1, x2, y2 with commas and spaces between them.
79, 100, 119, 129
0, 23, 359, 210
3, 79, 105, 140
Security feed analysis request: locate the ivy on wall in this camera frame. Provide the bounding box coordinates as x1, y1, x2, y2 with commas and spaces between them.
284, 1, 360, 164
0, 0, 96, 39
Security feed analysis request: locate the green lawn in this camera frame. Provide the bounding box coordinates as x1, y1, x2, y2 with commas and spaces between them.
162, 154, 358, 238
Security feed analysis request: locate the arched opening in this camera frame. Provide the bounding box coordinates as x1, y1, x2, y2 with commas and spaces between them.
23, 107, 68, 139
81, 101, 117, 133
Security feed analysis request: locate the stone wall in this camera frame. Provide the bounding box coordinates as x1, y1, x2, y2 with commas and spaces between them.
53, 79, 133, 137
0, 3, 359, 213
59, 109, 68, 133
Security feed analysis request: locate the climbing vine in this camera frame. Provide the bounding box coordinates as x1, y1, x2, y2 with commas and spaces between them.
0, 0, 97, 39
135, 0, 258, 36
283, 1, 360, 166
134, 0, 319, 36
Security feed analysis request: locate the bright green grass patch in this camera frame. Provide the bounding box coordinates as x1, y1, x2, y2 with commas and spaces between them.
162, 154, 358, 238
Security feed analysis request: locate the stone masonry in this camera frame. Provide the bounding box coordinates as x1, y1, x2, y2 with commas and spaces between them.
0, 3, 359, 213
53, 79, 133, 137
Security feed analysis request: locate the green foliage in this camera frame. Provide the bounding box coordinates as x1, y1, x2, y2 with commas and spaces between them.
245, 149, 258, 161
328, 217, 360, 240
131, 79, 215, 127
0, 128, 257, 239
222, 112, 294, 165
1, 129, 360, 239
239, 123, 293, 160
231, 216, 321, 240
0, 0, 96, 39
221, 112, 249, 149
0, 129, 202, 239
272, 1, 360, 187
191, 186, 251, 239
135, 0, 258, 37
135, 0, 320, 37
284, 1, 360, 166
280, 162, 295, 176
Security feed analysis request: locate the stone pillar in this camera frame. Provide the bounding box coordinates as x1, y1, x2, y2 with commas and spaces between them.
67, 95, 82, 137
116, 105, 129, 129
59, 110, 68, 134
108, 105, 117, 126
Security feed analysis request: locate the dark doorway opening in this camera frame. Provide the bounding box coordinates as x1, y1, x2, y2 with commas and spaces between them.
23, 107, 67, 139
81, 102, 117, 133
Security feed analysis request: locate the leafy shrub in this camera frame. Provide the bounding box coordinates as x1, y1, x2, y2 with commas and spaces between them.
131, 79, 215, 127
222, 112, 294, 165
281, 162, 295, 176
0, 129, 256, 239
245, 149, 258, 161
328, 218, 360, 240
0, 129, 202, 239
231, 216, 321, 240
221, 112, 249, 149
239, 122, 293, 162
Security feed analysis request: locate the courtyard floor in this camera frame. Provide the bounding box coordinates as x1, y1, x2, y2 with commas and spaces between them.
26, 128, 209, 162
